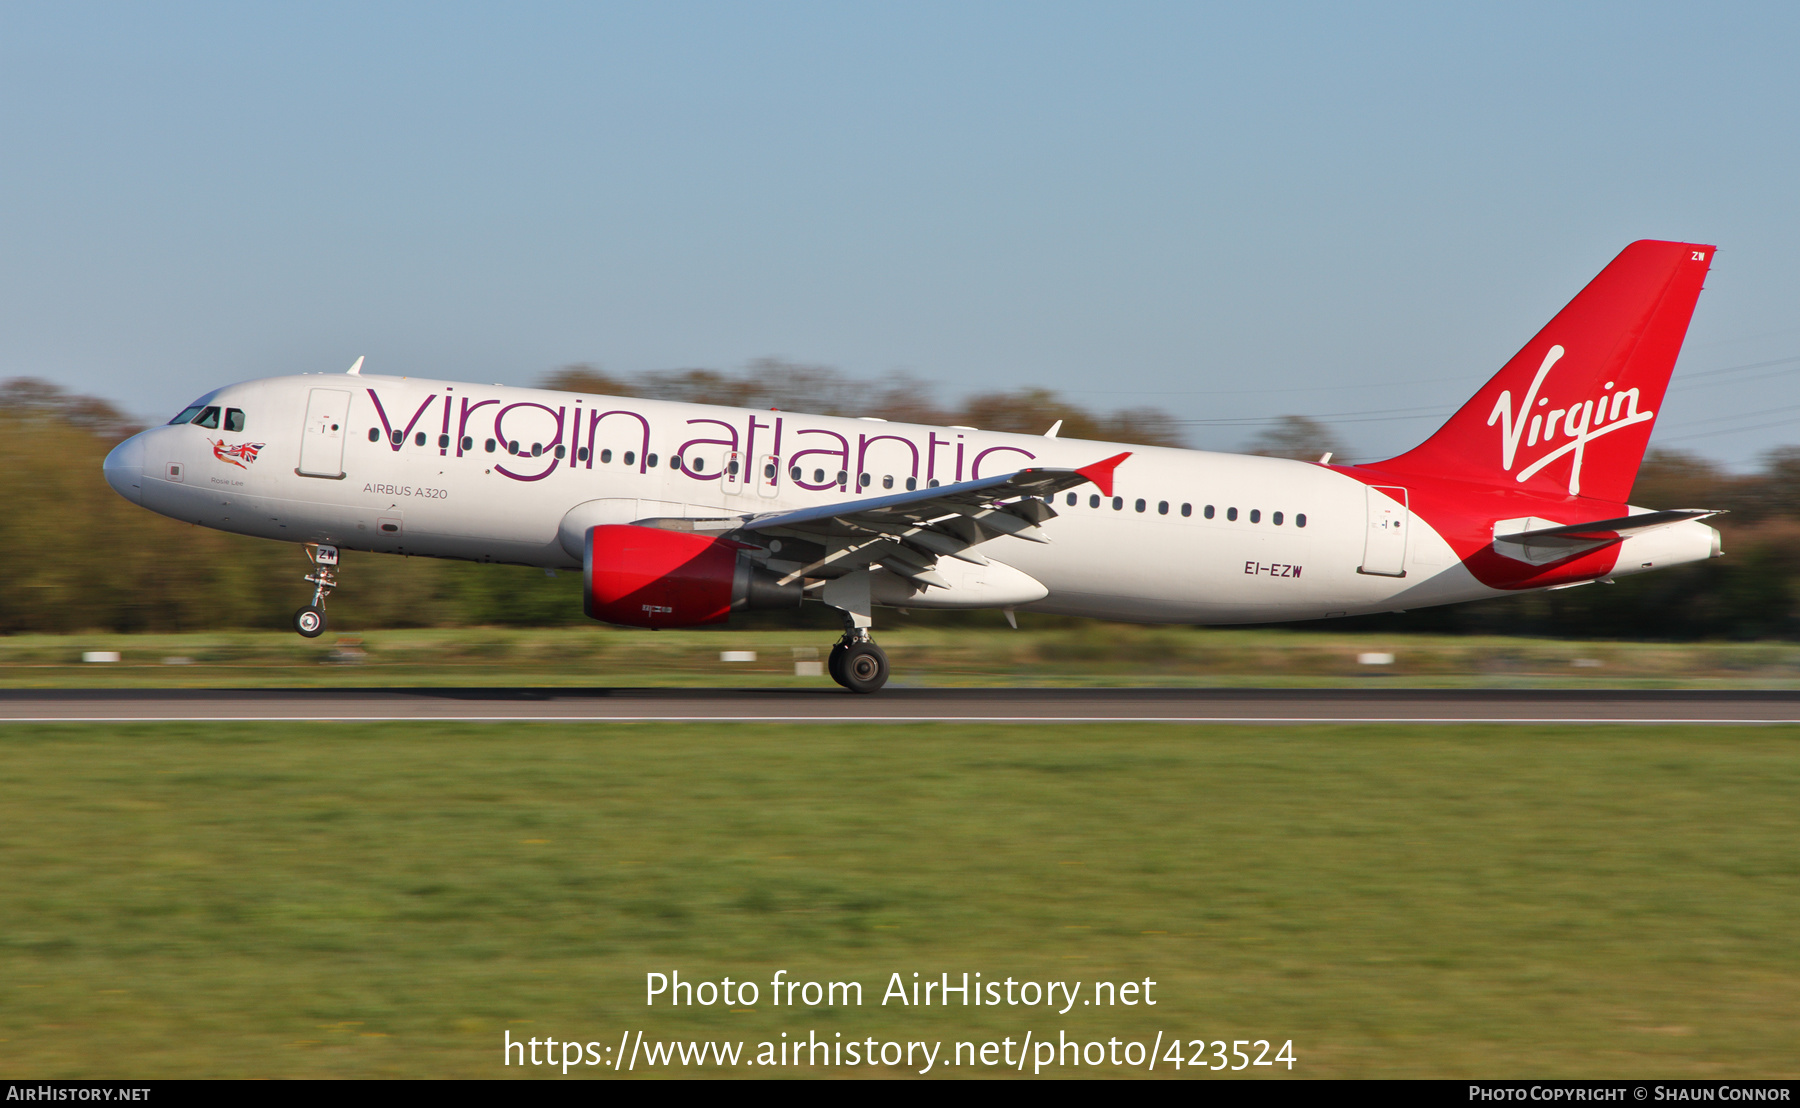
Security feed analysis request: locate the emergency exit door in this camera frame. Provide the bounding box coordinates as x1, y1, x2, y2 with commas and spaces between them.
1359, 485, 1409, 577
297, 388, 351, 478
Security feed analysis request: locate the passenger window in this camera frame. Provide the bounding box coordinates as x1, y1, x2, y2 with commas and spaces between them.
691, 457, 705, 472
623, 451, 636, 465
224, 409, 246, 432
577, 446, 588, 462
438, 434, 450, 449
554, 445, 566, 459
1226, 507, 1238, 521
601, 449, 613, 463
1066, 493, 1077, 506
1250, 509, 1261, 523
1112, 497, 1123, 510
485, 438, 497, 453
507, 441, 520, 455
929, 479, 940, 488
813, 468, 824, 483
369, 428, 380, 442
462, 436, 473, 451
906, 477, 917, 491
1204, 505, 1215, 519
169, 405, 205, 425
1273, 511, 1284, 525
1134, 498, 1146, 513
882, 475, 893, 489
1296, 513, 1307, 528
836, 470, 847, 486
859, 473, 871, 488
1089, 494, 1100, 508
1158, 501, 1169, 515
392, 431, 404, 446
728, 458, 739, 476
647, 454, 658, 467
532, 442, 543, 457
417, 432, 429, 447
1181, 503, 1192, 517
193, 407, 220, 429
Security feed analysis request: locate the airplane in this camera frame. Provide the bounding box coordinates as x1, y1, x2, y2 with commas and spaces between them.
102, 239, 1724, 692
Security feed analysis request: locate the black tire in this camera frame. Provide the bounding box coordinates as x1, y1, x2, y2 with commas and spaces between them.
827, 642, 849, 687
838, 641, 889, 694
294, 606, 327, 638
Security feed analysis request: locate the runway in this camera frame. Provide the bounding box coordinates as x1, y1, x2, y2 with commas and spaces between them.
2, 687, 1798, 723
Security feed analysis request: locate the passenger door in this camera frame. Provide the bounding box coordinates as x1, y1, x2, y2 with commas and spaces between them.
298, 389, 352, 479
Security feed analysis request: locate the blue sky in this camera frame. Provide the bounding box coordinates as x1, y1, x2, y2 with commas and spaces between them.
2, 2, 1796, 464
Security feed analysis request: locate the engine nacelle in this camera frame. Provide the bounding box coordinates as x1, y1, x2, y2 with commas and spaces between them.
583, 524, 801, 628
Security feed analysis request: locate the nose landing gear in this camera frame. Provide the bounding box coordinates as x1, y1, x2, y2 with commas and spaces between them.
295, 544, 338, 638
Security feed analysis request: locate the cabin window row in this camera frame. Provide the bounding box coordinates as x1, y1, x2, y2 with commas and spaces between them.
354, 432, 1076, 502
1061, 492, 1306, 527
351, 427, 1308, 525
371, 427, 589, 460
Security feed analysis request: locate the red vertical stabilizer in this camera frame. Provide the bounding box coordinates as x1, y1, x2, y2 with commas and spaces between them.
1376, 240, 1713, 503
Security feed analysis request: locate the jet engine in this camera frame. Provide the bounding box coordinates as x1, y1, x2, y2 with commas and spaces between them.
583, 524, 801, 628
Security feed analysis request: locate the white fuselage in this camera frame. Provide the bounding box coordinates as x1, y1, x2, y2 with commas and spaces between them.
102, 373, 1718, 625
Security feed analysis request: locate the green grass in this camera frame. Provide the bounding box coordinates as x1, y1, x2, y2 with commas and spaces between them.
2, 721, 1797, 1077
5, 625, 1800, 688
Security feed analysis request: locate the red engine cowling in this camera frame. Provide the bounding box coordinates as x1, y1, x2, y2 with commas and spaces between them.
583, 524, 801, 628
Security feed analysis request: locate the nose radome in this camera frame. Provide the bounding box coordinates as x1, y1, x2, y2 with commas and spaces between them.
103, 433, 146, 505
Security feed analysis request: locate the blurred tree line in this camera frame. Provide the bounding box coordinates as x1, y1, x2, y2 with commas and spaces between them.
540, 359, 1185, 445
1, 369, 1793, 637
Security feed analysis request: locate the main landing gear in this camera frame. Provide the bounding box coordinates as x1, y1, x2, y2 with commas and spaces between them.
819, 570, 888, 693
827, 626, 889, 694
294, 544, 338, 639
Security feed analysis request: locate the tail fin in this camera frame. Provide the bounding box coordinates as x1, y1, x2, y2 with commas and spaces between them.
1377, 240, 1713, 502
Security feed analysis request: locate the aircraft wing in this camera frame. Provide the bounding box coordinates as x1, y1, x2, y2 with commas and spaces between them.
730, 452, 1130, 588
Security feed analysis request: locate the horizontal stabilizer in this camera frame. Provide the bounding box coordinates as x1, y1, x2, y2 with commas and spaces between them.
1500, 509, 1720, 543
1491, 509, 1720, 566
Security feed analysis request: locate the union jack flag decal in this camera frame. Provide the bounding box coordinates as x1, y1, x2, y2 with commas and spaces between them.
211, 439, 265, 468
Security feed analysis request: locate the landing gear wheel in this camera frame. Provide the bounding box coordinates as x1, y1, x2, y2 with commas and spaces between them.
294, 605, 327, 638
295, 545, 339, 639
837, 641, 889, 694
827, 642, 849, 686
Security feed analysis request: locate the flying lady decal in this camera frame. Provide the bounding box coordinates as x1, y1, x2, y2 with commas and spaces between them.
211, 439, 265, 468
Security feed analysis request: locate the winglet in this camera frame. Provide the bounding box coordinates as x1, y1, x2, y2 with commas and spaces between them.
346, 356, 365, 376
1075, 451, 1131, 497
1044, 419, 1063, 439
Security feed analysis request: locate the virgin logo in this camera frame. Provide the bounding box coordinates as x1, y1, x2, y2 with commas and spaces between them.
1486, 345, 1654, 495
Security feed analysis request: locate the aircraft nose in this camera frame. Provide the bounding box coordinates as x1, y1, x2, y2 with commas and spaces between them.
103, 432, 146, 505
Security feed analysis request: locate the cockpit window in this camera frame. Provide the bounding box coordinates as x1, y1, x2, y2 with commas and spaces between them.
192, 406, 221, 429
224, 408, 246, 432
169, 405, 205, 425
